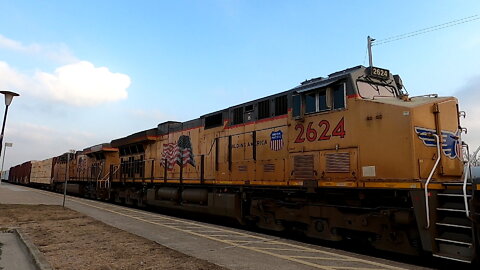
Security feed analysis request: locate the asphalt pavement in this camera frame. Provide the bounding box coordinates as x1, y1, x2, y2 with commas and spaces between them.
0, 183, 433, 270
0, 231, 37, 270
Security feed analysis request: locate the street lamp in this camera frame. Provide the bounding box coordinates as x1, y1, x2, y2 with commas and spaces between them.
0, 142, 13, 184
0, 90, 19, 162
0, 91, 19, 185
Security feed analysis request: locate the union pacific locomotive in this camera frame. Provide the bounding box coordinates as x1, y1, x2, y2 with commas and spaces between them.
8, 65, 480, 264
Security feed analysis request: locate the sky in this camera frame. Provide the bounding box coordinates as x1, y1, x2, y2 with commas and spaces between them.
0, 0, 479, 169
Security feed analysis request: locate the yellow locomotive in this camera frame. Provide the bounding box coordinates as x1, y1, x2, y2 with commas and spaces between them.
10, 65, 480, 263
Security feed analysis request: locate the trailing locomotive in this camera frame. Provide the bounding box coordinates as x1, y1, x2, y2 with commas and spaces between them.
8, 65, 480, 264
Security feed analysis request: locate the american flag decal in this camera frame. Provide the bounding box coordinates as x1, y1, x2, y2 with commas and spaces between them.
178, 135, 196, 166
161, 135, 195, 170
270, 130, 284, 151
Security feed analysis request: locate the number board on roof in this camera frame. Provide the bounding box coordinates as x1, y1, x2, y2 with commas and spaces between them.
368, 67, 390, 80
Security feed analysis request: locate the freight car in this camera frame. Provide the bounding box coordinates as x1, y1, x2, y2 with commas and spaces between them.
8, 161, 32, 184
29, 157, 55, 187
10, 65, 480, 264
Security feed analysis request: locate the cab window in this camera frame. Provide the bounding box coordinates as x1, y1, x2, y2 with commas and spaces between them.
357, 81, 396, 99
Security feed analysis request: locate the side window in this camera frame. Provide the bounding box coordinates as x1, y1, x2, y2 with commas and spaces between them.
333, 84, 345, 109
258, 100, 270, 119
319, 90, 328, 111
292, 95, 301, 117
305, 92, 316, 113
303, 83, 346, 115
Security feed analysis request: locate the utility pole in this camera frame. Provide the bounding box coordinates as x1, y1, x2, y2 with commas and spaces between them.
62, 150, 75, 208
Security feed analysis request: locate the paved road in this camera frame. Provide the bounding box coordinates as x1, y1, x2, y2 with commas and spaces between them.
0, 183, 432, 270
0, 232, 37, 270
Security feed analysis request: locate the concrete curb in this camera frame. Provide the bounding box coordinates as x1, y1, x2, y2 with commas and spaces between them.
12, 229, 53, 270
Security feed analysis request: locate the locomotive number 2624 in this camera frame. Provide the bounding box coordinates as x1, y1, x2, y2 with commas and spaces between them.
294, 118, 345, 143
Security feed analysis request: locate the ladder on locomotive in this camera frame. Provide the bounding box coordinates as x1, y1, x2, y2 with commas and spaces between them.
96, 164, 119, 200
430, 145, 480, 263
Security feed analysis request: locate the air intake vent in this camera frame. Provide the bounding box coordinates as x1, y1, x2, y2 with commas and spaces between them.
263, 163, 275, 173
294, 155, 314, 179
238, 165, 248, 172
326, 152, 350, 173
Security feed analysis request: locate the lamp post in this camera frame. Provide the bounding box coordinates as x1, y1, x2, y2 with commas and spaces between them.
0, 90, 19, 185
63, 149, 76, 208
0, 142, 13, 184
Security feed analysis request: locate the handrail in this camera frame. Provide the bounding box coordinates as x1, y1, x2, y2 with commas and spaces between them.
96, 162, 104, 181
464, 146, 480, 217
425, 133, 441, 229
101, 165, 120, 181
463, 161, 470, 217
462, 144, 471, 218
96, 166, 120, 189
410, 94, 439, 99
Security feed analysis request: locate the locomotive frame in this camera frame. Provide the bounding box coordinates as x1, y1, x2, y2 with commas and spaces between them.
8, 65, 480, 264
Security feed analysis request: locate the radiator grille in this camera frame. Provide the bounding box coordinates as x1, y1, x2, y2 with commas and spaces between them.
238, 165, 248, 172
293, 155, 314, 179
326, 152, 350, 173
263, 163, 275, 173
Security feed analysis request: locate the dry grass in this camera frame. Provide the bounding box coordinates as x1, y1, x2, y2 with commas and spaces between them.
0, 204, 226, 270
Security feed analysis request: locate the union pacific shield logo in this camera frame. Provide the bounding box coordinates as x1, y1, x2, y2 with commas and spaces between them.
270, 131, 284, 151
414, 127, 461, 159
440, 130, 461, 159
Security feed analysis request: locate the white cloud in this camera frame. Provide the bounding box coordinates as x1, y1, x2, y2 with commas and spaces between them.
0, 34, 38, 52
0, 61, 32, 90
0, 34, 131, 106
0, 34, 77, 63
4, 122, 101, 169
35, 61, 130, 106
0, 60, 130, 107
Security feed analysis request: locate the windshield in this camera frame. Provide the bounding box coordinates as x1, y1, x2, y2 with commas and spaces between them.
357, 81, 396, 99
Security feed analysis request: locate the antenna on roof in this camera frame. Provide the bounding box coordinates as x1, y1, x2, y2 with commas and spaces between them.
367, 36, 375, 67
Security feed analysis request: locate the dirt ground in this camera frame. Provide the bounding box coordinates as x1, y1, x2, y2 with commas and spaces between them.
0, 204, 228, 270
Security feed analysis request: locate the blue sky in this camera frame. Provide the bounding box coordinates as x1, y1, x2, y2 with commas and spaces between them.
0, 0, 479, 169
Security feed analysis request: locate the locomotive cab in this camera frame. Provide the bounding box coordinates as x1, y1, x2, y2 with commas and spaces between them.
289, 66, 476, 262
290, 65, 464, 183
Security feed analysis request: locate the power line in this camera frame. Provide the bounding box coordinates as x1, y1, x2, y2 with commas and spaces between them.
373, 14, 480, 46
